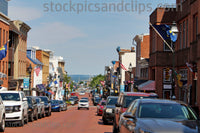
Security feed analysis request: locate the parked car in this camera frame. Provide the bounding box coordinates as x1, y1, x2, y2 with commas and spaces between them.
26, 96, 38, 122
0, 96, 5, 132
0, 91, 28, 126
93, 97, 101, 106
34, 97, 45, 118
102, 96, 118, 124
97, 99, 106, 116
81, 97, 89, 101
78, 99, 89, 110
38, 96, 51, 116
59, 100, 67, 111
113, 92, 158, 133
71, 96, 79, 104
79, 91, 85, 96
68, 98, 75, 105
51, 100, 62, 112
118, 99, 200, 133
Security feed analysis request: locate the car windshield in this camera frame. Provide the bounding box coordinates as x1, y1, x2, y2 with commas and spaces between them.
40, 97, 48, 103
123, 96, 155, 108
80, 100, 88, 102
138, 103, 198, 120
51, 100, 59, 104
107, 98, 118, 105
0, 93, 20, 101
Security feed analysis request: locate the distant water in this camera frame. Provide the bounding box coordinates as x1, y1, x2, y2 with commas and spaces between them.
69, 75, 94, 83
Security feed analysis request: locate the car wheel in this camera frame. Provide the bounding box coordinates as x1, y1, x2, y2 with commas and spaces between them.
113, 118, 118, 133
39, 112, 42, 119
30, 113, 34, 122
78, 107, 80, 110
49, 111, 51, 116
87, 108, 89, 110
42, 111, 45, 118
25, 113, 29, 124
19, 113, 24, 127
34, 111, 38, 120
103, 116, 108, 125
0, 116, 5, 132
58, 108, 61, 112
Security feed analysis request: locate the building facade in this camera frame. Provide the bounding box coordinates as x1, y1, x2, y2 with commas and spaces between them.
0, 0, 8, 16
26, 47, 43, 96
0, 12, 9, 88
9, 20, 31, 90
149, 0, 200, 113
36, 49, 50, 86
117, 47, 136, 92
134, 34, 150, 80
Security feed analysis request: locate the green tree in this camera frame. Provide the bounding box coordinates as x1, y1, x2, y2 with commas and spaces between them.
89, 74, 105, 88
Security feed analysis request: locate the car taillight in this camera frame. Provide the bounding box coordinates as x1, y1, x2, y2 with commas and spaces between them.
100, 105, 104, 109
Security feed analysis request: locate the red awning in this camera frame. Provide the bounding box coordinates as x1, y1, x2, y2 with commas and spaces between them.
48, 90, 55, 95
138, 80, 155, 91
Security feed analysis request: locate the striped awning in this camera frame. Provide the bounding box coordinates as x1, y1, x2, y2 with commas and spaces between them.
138, 80, 155, 91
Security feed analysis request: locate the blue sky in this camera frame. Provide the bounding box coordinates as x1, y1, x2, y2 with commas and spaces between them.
8, 0, 176, 75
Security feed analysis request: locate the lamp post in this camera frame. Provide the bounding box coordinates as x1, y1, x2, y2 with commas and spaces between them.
170, 21, 179, 100
27, 64, 32, 96
128, 63, 132, 92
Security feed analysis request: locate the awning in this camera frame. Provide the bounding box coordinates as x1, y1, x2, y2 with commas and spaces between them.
138, 80, 155, 91
36, 84, 46, 92
134, 80, 148, 87
0, 72, 6, 78
45, 91, 52, 95
48, 90, 55, 95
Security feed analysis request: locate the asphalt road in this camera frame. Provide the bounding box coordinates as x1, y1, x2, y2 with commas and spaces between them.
5, 93, 112, 133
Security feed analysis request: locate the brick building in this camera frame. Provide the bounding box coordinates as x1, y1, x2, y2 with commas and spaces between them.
149, 0, 200, 113
8, 20, 31, 90
36, 49, 50, 86
0, 12, 9, 88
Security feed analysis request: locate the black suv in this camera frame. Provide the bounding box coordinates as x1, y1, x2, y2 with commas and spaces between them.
102, 96, 118, 124
38, 96, 51, 116
27, 96, 38, 122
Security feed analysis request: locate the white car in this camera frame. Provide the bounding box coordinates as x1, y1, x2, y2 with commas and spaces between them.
0, 96, 5, 132
78, 99, 89, 110
79, 91, 85, 96
0, 91, 28, 126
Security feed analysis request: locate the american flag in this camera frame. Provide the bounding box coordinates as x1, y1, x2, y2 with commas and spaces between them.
120, 63, 127, 71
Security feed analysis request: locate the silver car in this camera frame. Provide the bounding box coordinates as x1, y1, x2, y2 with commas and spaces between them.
78, 99, 89, 110
35, 97, 45, 118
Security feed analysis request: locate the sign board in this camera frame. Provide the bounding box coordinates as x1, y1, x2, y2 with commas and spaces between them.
23, 78, 29, 91
163, 84, 172, 90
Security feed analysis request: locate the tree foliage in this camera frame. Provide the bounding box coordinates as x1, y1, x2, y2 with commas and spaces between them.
89, 74, 105, 88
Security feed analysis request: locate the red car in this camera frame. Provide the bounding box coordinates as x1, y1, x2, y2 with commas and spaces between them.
97, 100, 106, 116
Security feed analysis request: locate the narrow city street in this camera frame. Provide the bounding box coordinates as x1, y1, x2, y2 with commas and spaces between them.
5, 93, 112, 133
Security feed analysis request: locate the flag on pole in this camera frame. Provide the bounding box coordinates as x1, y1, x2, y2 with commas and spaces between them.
100, 81, 105, 86
152, 24, 171, 40
149, 22, 174, 53
120, 63, 127, 71
0, 41, 8, 60
186, 62, 195, 76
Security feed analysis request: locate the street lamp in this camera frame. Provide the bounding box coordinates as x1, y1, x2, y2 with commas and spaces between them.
28, 64, 32, 96
171, 21, 179, 100
128, 63, 132, 92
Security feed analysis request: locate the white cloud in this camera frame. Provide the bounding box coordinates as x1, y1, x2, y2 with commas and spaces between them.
8, 6, 42, 21
28, 22, 86, 46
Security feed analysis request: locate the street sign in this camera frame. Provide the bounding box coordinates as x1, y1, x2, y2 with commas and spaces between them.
23, 78, 29, 91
